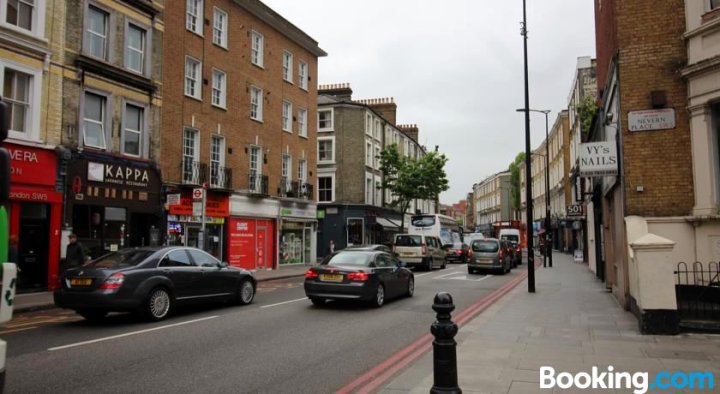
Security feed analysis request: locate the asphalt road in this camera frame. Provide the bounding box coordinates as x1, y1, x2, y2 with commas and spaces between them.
2, 263, 526, 394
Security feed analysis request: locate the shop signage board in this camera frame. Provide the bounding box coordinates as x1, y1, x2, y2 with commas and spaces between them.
566, 203, 585, 218
7, 144, 57, 186
227, 218, 256, 270
169, 191, 229, 217
579, 141, 618, 177
628, 108, 675, 132
167, 193, 181, 205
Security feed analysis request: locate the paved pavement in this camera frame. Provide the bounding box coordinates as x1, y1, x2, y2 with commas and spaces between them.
379, 252, 720, 394
13, 263, 311, 313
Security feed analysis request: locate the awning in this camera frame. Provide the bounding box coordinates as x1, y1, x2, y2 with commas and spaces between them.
375, 217, 400, 230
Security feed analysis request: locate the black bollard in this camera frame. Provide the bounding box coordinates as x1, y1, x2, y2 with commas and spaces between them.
430, 292, 462, 394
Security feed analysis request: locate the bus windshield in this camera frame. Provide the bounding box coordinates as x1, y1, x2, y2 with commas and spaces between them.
411, 215, 435, 227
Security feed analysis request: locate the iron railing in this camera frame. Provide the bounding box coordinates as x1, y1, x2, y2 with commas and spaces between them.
209, 164, 232, 189
181, 160, 207, 185
675, 261, 720, 321
292, 181, 313, 200
248, 173, 268, 196
278, 176, 293, 197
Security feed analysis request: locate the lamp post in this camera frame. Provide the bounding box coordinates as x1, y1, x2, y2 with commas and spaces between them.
520, 0, 534, 293
517, 108, 552, 268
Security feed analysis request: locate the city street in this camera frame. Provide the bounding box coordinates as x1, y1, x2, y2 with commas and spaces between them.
2, 264, 526, 393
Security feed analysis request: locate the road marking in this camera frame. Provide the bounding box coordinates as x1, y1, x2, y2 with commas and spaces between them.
260, 297, 308, 308
0, 326, 38, 334
47, 316, 219, 352
435, 272, 492, 281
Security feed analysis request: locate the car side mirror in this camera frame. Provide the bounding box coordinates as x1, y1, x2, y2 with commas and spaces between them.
221, 261, 229, 268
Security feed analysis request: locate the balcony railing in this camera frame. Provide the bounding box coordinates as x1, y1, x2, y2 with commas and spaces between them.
181, 160, 232, 189
292, 180, 314, 200
248, 173, 269, 196
278, 176, 293, 197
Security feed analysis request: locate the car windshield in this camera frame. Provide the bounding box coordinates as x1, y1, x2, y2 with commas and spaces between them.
472, 240, 499, 253
452, 242, 464, 249
322, 252, 372, 267
85, 249, 156, 269
500, 235, 520, 243
395, 235, 422, 246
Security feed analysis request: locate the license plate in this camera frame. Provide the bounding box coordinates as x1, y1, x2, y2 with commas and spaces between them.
477, 259, 492, 265
70, 278, 92, 286
401, 252, 414, 257
320, 274, 343, 282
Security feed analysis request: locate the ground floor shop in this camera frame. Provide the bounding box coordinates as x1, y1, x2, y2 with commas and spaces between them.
64, 153, 163, 263
6, 143, 63, 292
166, 190, 230, 260
316, 204, 402, 257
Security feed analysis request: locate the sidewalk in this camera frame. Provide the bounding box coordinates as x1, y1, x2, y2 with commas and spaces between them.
12, 263, 310, 313
380, 252, 720, 393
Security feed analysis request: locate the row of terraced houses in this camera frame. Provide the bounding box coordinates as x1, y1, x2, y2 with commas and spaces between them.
3, 0, 435, 293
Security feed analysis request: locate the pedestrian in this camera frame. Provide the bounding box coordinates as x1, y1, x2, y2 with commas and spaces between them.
66, 233, 86, 267
7, 234, 18, 264
328, 239, 335, 255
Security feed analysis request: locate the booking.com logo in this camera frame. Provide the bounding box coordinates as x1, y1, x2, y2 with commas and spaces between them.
540, 366, 716, 393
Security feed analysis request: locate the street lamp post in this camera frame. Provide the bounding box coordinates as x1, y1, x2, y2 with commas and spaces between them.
517, 109, 552, 268
520, 0, 534, 293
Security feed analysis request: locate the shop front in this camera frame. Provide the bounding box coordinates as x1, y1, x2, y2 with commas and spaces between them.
167, 190, 229, 259
316, 204, 399, 258
65, 153, 162, 262
228, 195, 279, 270
6, 143, 62, 292
279, 203, 317, 266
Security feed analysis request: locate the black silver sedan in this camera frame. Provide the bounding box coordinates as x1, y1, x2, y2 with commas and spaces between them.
54, 247, 256, 321
304, 250, 414, 307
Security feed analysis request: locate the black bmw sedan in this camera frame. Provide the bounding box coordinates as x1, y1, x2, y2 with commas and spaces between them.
304, 250, 414, 307
54, 246, 256, 321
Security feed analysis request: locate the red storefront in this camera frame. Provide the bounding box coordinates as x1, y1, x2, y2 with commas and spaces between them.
227, 217, 276, 271
6, 143, 63, 292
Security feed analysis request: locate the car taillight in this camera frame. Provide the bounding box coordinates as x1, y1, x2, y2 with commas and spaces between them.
516, 246, 520, 253
456, 250, 462, 255
347, 272, 369, 281
468, 250, 473, 257
421, 243, 427, 255
99, 273, 125, 290
498, 249, 503, 259
305, 269, 319, 279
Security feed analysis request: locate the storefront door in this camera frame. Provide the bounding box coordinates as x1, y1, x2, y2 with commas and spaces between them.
186, 225, 201, 249
17, 207, 49, 292
257, 225, 268, 269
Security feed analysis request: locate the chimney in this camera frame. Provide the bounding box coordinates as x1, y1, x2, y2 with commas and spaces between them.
398, 124, 419, 143
357, 97, 397, 125
318, 83, 353, 100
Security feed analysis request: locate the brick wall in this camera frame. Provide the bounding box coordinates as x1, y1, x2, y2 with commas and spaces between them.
161, 0, 320, 194
616, 0, 693, 217
335, 106, 366, 202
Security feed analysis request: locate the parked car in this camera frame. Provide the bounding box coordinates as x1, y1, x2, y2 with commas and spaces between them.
444, 242, 472, 264
344, 244, 393, 253
467, 238, 512, 275
393, 234, 446, 270
304, 250, 414, 307
54, 247, 256, 321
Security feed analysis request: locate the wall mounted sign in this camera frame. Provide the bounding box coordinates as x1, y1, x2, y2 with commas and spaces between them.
628, 108, 675, 132
579, 141, 618, 177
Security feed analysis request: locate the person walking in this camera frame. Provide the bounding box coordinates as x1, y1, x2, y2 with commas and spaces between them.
65, 233, 86, 267
328, 239, 335, 255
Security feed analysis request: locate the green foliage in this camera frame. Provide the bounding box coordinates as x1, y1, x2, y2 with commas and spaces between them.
575, 95, 598, 134
379, 144, 449, 231
508, 152, 525, 214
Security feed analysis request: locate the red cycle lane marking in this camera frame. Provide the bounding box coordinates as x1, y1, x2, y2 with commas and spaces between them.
338, 263, 538, 394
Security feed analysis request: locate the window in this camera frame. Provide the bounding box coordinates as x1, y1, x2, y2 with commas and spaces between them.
299, 61, 308, 90
282, 100, 292, 132
186, 0, 203, 35
249, 145, 262, 192
318, 175, 334, 202
5, 0, 34, 30
212, 7, 227, 47
210, 136, 225, 187
125, 23, 146, 74
86, 5, 108, 60
298, 108, 308, 138
375, 119, 382, 140
182, 129, 199, 183
185, 57, 201, 99
281, 154, 291, 193
251, 31, 264, 67
282, 51, 293, 83
365, 175, 373, 204
211, 69, 226, 108
3, 68, 30, 135
712, 0, 720, 10
374, 145, 380, 168
318, 137, 334, 163
365, 140, 372, 167
122, 103, 144, 156
366, 114, 372, 135
374, 175, 382, 206
298, 159, 307, 183
163, 250, 194, 267
318, 108, 333, 131
83, 92, 107, 149
250, 86, 263, 121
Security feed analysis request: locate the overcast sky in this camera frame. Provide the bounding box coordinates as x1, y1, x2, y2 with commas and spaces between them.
263, 0, 597, 205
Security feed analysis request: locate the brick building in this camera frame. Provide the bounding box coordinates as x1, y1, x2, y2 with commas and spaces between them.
1, 0, 65, 291
161, 0, 326, 269
315, 84, 435, 255
592, 0, 695, 333
473, 171, 512, 236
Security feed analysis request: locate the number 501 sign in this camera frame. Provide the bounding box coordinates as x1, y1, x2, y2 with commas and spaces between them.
566, 203, 584, 217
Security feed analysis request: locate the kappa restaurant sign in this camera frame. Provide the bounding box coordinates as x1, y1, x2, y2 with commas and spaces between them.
169, 191, 229, 217
7, 143, 57, 186
88, 161, 152, 188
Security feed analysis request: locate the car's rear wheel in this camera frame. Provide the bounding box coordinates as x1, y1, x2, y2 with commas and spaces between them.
426, 257, 433, 271
78, 310, 107, 321
406, 277, 415, 297
144, 287, 171, 321
237, 279, 255, 305
371, 284, 385, 308
440, 259, 446, 269
310, 297, 325, 306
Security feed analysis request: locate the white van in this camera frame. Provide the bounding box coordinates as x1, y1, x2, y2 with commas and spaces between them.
498, 228, 521, 266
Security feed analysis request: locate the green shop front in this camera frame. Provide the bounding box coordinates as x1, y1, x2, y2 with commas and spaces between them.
278, 203, 317, 266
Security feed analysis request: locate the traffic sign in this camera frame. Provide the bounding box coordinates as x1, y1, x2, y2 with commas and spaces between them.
193, 188, 204, 201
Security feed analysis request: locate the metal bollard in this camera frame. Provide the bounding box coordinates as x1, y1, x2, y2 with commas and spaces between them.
430, 292, 462, 394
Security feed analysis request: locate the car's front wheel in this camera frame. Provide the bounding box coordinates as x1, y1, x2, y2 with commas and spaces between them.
78, 309, 108, 322
144, 287, 172, 321
237, 279, 255, 305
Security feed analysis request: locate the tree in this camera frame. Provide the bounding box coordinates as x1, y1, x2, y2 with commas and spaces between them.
379, 144, 449, 232
508, 152, 525, 219
575, 95, 598, 134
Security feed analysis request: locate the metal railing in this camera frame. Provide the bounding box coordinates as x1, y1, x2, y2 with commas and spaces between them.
278, 176, 293, 197
181, 160, 208, 185
248, 173, 268, 196
292, 181, 313, 200
675, 261, 720, 321
209, 164, 232, 189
